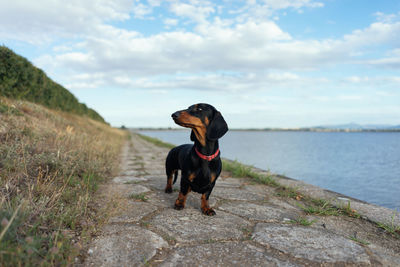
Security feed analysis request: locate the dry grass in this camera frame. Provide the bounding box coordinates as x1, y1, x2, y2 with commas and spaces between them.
0, 97, 128, 266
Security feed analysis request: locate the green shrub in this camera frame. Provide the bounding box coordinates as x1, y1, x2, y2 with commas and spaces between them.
0, 46, 105, 123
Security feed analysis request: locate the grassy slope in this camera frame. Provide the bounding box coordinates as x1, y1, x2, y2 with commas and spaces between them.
0, 97, 127, 266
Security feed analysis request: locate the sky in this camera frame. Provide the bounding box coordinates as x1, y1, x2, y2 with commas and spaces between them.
1, 0, 400, 128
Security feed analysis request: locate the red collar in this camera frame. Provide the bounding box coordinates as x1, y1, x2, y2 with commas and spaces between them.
195, 147, 220, 161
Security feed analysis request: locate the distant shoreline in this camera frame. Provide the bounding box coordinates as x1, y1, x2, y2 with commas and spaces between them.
132, 127, 400, 133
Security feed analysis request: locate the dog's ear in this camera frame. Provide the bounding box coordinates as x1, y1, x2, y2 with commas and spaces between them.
207, 112, 228, 140
190, 130, 196, 141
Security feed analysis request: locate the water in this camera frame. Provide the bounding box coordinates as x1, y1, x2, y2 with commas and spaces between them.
139, 130, 400, 211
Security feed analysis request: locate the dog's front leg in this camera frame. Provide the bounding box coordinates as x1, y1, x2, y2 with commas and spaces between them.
174, 180, 191, 210
201, 188, 216, 216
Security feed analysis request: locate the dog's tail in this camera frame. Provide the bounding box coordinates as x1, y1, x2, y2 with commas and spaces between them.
172, 170, 178, 184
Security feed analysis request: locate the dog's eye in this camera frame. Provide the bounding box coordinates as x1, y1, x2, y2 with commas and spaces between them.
198, 108, 202, 111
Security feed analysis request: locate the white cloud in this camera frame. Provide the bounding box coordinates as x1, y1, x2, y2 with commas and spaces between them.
374, 11, 400, 23
0, 0, 132, 43
231, 0, 323, 23
341, 76, 400, 91
169, 1, 215, 23
344, 76, 370, 83
343, 21, 400, 48
367, 57, 400, 69
164, 18, 179, 27
261, 0, 324, 10
132, 3, 153, 18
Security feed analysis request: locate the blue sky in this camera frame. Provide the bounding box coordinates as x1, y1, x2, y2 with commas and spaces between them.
1, 0, 400, 128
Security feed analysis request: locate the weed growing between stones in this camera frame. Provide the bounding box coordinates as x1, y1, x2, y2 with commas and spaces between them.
289, 217, 317, 226
222, 160, 278, 187
130, 193, 149, 202
349, 236, 370, 245
376, 212, 400, 239
240, 227, 253, 240
296, 199, 360, 218
140, 221, 151, 228
275, 185, 302, 199
161, 234, 176, 242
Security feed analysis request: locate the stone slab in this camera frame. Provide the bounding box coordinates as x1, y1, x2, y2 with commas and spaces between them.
212, 187, 266, 201
215, 178, 244, 188
243, 183, 276, 196
85, 224, 168, 266
218, 202, 300, 222
129, 184, 151, 195
143, 175, 171, 191
150, 209, 251, 243
108, 201, 158, 223
160, 242, 298, 267
370, 247, 400, 266
120, 170, 141, 176
113, 176, 147, 184
252, 223, 370, 264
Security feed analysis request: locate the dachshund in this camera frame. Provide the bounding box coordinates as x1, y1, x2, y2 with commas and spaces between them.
165, 103, 228, 215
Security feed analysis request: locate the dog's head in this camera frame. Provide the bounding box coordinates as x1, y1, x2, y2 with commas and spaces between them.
171, 103, 228, 146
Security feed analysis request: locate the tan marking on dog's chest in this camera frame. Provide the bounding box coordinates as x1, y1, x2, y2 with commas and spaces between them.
188, 173, 196, 182
210, 173, 217, 183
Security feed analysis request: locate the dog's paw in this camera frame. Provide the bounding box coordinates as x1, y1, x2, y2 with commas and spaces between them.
202, 208, 216, 216
174, 203, 184, 210
164, 187, 172, 193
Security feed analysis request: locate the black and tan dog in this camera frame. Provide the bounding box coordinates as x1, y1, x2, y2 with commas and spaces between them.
165, 103, 228, 215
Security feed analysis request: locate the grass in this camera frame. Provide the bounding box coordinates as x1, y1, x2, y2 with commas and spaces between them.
129, 193, 149, 202
296, 198, 360, 218
160, 233, 176, 242
376, 212, 400, 239
275, 185, 302, 199
140, 221, 151, 228
0, 102, 22, 116
349, 236, 370, 245
136, 133, 175, 149
297, 201, 341, 216
289, 216, 317, 226
0, 97, 127, 266
222, 160, 278, 187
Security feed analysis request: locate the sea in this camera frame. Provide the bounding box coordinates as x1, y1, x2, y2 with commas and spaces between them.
139, 130, 400, 211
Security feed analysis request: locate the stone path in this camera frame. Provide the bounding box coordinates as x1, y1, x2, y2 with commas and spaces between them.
83, 133, 400, 266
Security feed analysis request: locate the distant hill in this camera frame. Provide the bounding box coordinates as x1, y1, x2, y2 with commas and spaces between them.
228, 123, 400, 132
313, 123, 400, 131
0, 46, 105, 123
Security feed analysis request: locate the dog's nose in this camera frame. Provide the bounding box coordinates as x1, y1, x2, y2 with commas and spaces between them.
171, 111, 180, 119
